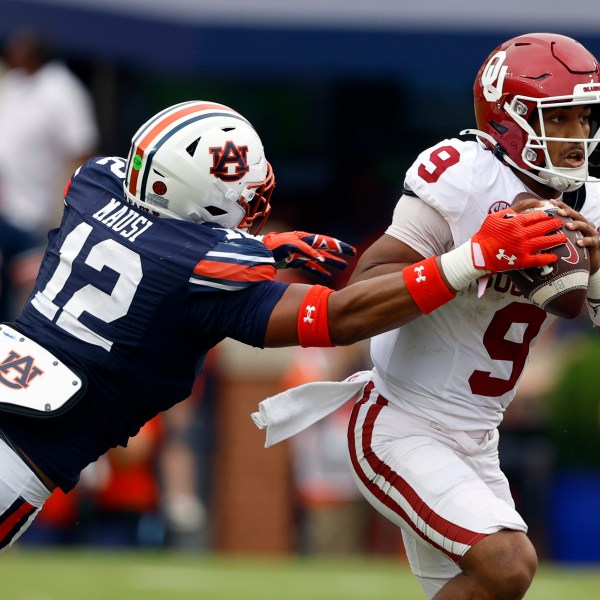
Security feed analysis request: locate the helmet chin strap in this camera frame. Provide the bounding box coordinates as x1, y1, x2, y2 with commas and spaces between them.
503, 154, 585, 193
213, 177, 241, 202
461, 128, 587, 193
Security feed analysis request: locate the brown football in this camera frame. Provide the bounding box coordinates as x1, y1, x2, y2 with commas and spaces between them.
508, 205, 589, 319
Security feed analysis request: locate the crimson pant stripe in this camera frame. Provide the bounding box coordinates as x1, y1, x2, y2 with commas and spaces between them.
0, 497, 36, 549
348, 384, 483, 563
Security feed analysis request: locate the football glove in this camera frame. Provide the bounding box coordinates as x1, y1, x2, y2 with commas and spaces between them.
471, 207, 566, 271
440, 208, 566, 292
260, 231, 356, 279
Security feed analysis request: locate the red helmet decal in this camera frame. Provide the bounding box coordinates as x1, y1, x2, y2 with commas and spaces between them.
152, 181, 167, 195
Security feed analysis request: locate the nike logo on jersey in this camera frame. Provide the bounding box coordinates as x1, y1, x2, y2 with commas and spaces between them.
92, 198, 154, 242
588, 299, 600, 318
0, 351, 43, 390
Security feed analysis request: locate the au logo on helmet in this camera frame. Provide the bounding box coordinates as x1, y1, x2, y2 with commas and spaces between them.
209, 141, 249, 182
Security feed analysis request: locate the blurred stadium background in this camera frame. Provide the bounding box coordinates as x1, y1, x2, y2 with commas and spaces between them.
2, 1, 600, 597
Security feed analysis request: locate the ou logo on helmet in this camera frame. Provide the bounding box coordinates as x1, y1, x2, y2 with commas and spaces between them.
481, 51, 508, 102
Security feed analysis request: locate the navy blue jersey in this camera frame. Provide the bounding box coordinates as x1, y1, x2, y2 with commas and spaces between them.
0, 157, 288, 491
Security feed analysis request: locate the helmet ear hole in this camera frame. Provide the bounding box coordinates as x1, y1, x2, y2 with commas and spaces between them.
490, 121, 509, 135
186, 138, 201, 157
204, 205, 228, 217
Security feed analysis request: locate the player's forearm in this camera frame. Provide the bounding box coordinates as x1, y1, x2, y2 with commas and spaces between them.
327, 271, 425, 345
266, 244, 512, 348
347, 261, 410, 285
265, 207, 568, 347
263, 272, 430, 348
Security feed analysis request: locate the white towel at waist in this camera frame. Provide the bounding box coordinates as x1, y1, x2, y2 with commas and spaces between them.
251, 370, 373, 447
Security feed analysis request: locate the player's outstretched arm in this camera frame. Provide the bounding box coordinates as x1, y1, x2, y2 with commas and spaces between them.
263, 207, 566, 347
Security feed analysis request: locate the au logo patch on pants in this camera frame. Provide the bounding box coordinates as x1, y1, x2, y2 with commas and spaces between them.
0, 324, 86, 417
0, 350, 44, 390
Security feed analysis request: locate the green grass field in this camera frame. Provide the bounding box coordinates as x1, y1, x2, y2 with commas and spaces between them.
1, 549, 600, 599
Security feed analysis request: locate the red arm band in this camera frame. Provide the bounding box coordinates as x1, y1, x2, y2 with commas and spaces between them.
297, 285, 335, 347
402, 256, 455, 314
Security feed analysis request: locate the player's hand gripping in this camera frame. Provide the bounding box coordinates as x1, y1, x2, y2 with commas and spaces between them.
260, 231, 356, 279
551, 199, 600, 276
471, 207, 566, 271
440, 207, 566, 293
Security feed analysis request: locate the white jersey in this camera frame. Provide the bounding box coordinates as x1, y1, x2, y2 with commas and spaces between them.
371, 137, 600, 432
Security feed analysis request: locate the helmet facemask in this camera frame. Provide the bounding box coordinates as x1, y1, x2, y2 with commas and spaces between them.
472, 33, 600, 194
504, 91, 600, 192
236, 161, 274, 233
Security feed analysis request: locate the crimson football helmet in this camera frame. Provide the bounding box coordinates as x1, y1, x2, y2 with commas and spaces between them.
124, 100, 274, 232
471, 33, 600, 192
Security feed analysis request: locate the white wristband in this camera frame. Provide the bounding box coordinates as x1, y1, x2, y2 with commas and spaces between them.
588, 269, 600, 300
440, 240, 490, 291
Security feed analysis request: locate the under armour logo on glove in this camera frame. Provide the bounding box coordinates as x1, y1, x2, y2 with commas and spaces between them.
471, 208, 566, 272
260, 231, 356, 279
495, 249, 517, 265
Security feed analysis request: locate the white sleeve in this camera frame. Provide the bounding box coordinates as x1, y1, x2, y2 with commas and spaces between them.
385, 194, 454, 258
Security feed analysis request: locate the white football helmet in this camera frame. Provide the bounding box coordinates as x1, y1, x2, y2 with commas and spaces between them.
124, 100, 274, 231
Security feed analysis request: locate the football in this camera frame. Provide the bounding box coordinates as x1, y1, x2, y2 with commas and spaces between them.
508, 203, 589, 319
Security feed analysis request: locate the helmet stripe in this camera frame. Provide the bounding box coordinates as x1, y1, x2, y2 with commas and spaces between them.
127, 101, 240, 199
130, 100, 201, 146
137, 111, 251, 206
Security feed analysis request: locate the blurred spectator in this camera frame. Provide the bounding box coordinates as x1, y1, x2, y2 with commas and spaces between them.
0, 27, 99, 241
82, 416, 166, 548
20, 419, 165, 548
19, 487, 82, 547
284, 343, 372, 555
160, 375, 210, 550
498, 318, 590, 558
266, 224, 369, 554
0, 215, 42, 321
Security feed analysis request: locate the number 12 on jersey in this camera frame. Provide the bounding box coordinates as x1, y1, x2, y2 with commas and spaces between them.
31, 222, 143, 351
